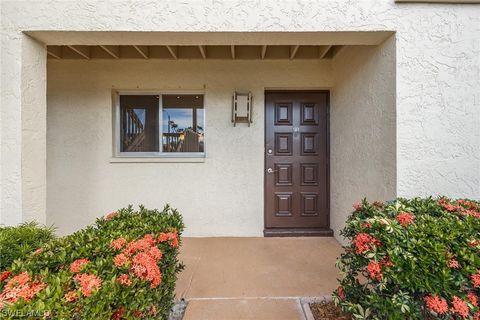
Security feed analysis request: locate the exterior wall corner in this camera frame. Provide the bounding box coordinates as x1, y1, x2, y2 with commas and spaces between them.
0, 32, 47, 226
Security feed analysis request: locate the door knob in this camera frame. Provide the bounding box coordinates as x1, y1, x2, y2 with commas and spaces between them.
267, 168, 276, 174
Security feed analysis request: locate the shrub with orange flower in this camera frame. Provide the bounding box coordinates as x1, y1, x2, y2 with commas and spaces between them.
336, 286, 345, 300
468, 292, 478, 307
425, 295, 449, 315
335, 198, 480, 319
158, 231, 179, 248
69, 258, 90, 273
64, 290, 77, 302
110, 233, 166, 289
74, 273, 102, 297
451, 296, 469, 318
131, 252, 162, 288
396, 212, 415, 226
367, 261, 382, 281
353, 233, 381, 254
148, 246, 163, 260
110, 238, 128, 250
149, 305, 158, 316
0, 205, 184, 318
360, 222, 372, 229
104, 211, 118, 220
0, 271, 12, 282
379, 256, 394, 268
157, 232, 170, 243
439, 198, 458, 212
133, 310, 145, 318
448, 259, 460, 269
458, 199, 480, 211
468, 240, 480, 248
111, 307, 125, 320
0, 272, 46, 309
171, 236, 179, 248
472, 272, 480, 288
122, 234, 156, 256
438, 198, 480, 219
352, 203, 362, 212
117, 274, 132, 287
113, 253, 129, 267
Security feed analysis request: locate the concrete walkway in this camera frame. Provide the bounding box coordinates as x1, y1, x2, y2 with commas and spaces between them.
175, 237, 342, 320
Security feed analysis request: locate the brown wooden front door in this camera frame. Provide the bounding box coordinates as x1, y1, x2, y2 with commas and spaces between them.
264, 91, 332, 237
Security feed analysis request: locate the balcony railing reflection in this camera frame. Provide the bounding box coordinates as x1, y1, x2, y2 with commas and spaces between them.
163, 129, 204, 152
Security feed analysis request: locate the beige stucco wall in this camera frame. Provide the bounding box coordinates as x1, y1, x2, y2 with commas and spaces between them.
1, 34, 47, 225
1, 1, 479, 235
47, 60, 333, 236
330, 39, 397, 243
22, 37, 47, 224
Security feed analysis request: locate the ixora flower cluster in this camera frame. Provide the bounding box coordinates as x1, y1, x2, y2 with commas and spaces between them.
111, 232, 179, 289
0, 272, 46, 307
0, 205, 184, 319
334, 197, 480, 319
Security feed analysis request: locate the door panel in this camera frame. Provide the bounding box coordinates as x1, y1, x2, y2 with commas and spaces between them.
265, 92, 330, 233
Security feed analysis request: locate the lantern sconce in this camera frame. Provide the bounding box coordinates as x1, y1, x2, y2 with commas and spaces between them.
232, 91, 253, 127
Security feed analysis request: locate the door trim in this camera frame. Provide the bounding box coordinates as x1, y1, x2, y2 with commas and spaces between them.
263, 90, 333, 237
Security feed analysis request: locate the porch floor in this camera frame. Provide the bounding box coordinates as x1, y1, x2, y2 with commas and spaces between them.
176, 237, 343, 320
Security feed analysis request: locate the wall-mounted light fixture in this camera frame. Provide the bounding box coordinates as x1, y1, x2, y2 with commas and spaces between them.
232, 91, 253, 127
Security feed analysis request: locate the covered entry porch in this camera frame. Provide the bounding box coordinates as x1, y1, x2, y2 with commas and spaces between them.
177, 237, 342, 320
18, 31, 395, 242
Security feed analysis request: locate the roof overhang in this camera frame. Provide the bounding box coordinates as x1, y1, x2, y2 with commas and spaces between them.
27, 31, 394, 46
25, 31, 395, 61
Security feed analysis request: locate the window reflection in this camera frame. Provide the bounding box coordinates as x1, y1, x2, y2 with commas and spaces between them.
162, 95, 204, 152
120, 95, 159, 152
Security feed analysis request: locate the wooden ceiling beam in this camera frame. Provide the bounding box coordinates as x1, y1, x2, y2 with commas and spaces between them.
166, 45, 178, 59
261, 45, 267, 59
100, 45, 120, 59
47, 46, 62, 59
330, 45, 345, 58
133, 45, 149, 59
318, 45, 332, 59
50, 44, 348, 60
198, 45, 206, 59
67, 45, 90, 59
290, 45, 300, 60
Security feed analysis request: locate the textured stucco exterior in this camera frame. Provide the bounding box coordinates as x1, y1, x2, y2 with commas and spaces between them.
21, 37, 47, 224
330, 38, 397, 243
47, 60, 333, 236
1, 1, 479, 239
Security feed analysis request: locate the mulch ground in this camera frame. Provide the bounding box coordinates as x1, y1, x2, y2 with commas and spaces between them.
309, 301, 352, 320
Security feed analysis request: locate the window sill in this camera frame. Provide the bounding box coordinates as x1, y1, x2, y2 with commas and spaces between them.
110, 156, 205, 163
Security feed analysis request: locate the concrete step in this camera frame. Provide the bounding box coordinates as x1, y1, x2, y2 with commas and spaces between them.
183, 298, 306, 320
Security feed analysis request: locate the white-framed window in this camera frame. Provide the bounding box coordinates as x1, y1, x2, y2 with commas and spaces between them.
113, 91, 205, 158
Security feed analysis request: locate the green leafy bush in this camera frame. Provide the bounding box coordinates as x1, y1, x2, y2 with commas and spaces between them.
0, 205, 184, 319
334, 197, 480, 320
0, 222, 55, 270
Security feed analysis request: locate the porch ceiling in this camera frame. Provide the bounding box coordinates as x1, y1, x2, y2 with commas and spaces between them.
27, 31, 393, 61
46, 44, 347, 60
